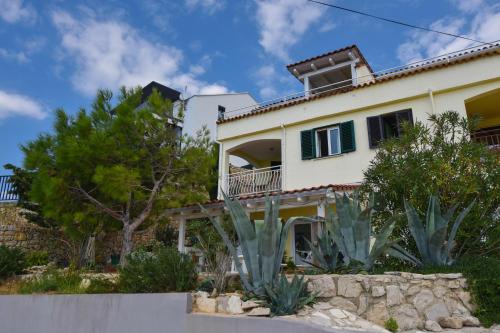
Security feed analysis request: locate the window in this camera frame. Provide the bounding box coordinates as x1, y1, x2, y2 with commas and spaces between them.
316, 126, 341, 157
300, 120, 356, 160
367, 109, 413, 148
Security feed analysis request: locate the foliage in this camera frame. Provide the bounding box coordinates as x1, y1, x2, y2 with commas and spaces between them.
305, 231, 340, 273
25, 250, 49, 267
85, 278, 119, 294
202, 193, 313, 297
0, 246, 26, 279
361, 111, 500, 258
17, 87, 215, 265
384, 317, 399, 333
394, 195, 475, 266
155, 223, 178, 248
119, 246, 197, 293
19, 267, 83, 294
264, 274, 315, 316
197, 278, 215, 293
326, 193, 400, 271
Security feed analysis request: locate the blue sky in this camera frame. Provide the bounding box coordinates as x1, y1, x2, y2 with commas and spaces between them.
0, 0, 499, 173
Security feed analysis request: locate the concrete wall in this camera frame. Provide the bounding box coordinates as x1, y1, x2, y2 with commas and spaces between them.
217, 54, 500, 191
0, 293, 191, 333
0, 293, 344, 333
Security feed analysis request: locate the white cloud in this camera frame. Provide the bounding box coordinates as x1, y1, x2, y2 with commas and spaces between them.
255, 0, 324, 61
0, 48, 28, 63
319, 20, 337, 33
0, 90, 45, 120
253, 64, 297, 100
0, 0, 36, 24
397, 1, 500, 63
51, 10, 228, 97
185, 0, 225, 14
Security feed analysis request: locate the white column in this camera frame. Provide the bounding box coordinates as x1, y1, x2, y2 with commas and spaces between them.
304, 76, 310, 97
177, 217, 186, 253
315, 200, 327, 239
351, 64, 358, 86
218, 144, 230, 199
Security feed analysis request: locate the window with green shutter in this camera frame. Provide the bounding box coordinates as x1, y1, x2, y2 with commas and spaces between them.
300, 129, 315, 160
300, 120, 356, 160
367, 109, 413, 148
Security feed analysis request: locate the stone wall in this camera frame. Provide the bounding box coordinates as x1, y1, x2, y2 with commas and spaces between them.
0, 202, 156, 263
305, 272, 477, 331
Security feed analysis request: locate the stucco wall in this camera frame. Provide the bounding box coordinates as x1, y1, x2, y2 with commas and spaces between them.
217, 54, 500, 192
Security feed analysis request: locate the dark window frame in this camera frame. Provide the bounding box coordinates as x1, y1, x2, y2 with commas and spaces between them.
367, 109, 413, 149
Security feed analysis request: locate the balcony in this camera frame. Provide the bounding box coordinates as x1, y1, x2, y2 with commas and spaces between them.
225, 166, 282, 197
471, 127, 500, 147
0, 175, 17, 202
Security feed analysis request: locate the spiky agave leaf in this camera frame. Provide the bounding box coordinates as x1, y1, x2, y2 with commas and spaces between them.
445, 199, 475, 264
385, 243, 423, 266
264, 274, 315, 316
404, 199, 431, 264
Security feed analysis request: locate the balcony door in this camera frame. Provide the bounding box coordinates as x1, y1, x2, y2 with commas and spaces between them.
292, 222, 313, 266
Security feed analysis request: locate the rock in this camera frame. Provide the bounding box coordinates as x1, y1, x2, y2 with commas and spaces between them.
337, 276, 363, 298
489, 324, 500, 333
196, 297, 217, 313
386, 285, 405, 306
407, 286, 421, 296
227, 295, 243, 314
79, 278, 91, 289
372, 285, 386, 297
247, 307, 270, 316
445, 297, 469, 316
366, 301, 389, 326
413, 289, 434, 313
461, 316, 481, 327
296, 305, 312, 316
425, 320, 443, 332
456, 291, 475, 312
448, 280, 461, 289
437, 273, 462, 279
358, 294, 368, 315
241, 300, 260, 310
310, 311, 331, 326
392, 304, 423, 330
194, 291, 209, 299
424, 302, 450, 322
328, 297, 357, 313
439, 317, 463, 329
432, 286, 448, 298
313, 302, 333, 310
307, 276, 336, 297
329, 308, 348, 319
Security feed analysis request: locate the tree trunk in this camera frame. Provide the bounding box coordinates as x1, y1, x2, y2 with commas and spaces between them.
120, 224, 135, 266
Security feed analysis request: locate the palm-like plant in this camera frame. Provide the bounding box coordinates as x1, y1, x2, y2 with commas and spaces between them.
400, 195, 475, 266
264, 274, 315, 316
201, 192, 313, 297
305, 231, 340, 273
326, 193, 399, 271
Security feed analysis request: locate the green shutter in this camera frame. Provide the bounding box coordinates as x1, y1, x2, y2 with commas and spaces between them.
300, 129, 315, 160
340, 120, 356, 153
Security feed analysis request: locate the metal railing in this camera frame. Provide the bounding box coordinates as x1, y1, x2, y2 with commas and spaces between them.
0, 175, 17, 202
472, 128, 500, 147
225, 166, 282, 197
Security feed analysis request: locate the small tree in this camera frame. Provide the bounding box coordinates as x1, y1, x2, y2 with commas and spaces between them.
20, 87, 215, 265
361, 111, 500, 258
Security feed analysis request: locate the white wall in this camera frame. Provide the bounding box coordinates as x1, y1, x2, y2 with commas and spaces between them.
217, 54, 500, 193
182, 93, 256, 141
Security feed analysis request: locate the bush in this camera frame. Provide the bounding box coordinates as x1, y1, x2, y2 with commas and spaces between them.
0, 245, 26, 279
25, 250, 49, 267
119, 247, 197, 293
19, 268, 83, 294
385, 317, 399, 333
85, 278, 119, 294
264, 274, 315, 316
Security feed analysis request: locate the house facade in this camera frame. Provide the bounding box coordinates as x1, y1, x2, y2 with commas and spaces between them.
166, 43, 500, 265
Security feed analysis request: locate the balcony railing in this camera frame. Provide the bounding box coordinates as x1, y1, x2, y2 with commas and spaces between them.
225, 166, 282, 197
0, 175, 18, 202
471, 128, 500, 147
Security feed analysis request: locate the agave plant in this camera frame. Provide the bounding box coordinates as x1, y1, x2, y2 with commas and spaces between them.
201, 192, 313, 297
326, 192, 400, 271
304, 231, 340, 273
399, 195, 475, 266
264, 274, 316, 316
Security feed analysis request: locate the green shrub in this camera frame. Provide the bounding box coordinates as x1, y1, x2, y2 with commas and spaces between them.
25, 250, 49, 267
264, 274, 315, 316
85, 278, 119, 294
0, 245, 26, 279
19, 268, 83, 294
385, 317, 399, 333
197, 278, 214, 293
119, 247, 197, 293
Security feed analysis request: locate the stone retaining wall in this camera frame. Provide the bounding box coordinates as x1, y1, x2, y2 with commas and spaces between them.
304, 272, 476, 330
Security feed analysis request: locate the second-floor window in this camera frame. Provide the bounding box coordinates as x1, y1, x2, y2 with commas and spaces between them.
301, 120, 356, 160
367, 109, 413, 148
